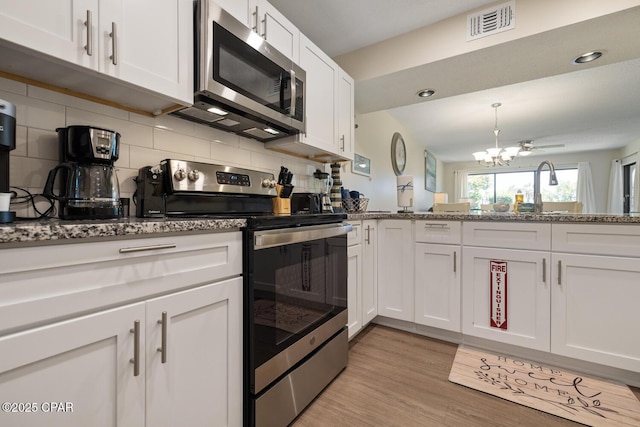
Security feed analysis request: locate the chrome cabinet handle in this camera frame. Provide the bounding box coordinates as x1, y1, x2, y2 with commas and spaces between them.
119, 243, 177, 254
340, 135, 345, 151
109, 22, 118, 65
157, 311, 168, 364
261, 15, 267, 38
424, 223, 449, 229
542, 258, 546, 283
365, 225, 370, 244
453, 251, 457, 273
558, 260, 562, 286
252, 6, 259, 32
130, 320, 140, 376
289, 69, 296, 118
84, 10, 93, 56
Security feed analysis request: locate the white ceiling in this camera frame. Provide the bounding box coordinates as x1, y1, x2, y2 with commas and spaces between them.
268, 0, 640, 162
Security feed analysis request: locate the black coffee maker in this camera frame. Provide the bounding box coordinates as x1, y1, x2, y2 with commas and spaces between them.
44, 125, 122, 219
0, 99, 16, 223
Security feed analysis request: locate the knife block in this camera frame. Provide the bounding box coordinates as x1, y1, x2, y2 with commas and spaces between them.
272, 185, 291, 215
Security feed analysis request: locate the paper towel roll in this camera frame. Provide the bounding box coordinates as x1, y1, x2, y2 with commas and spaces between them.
397, 175, 414, 208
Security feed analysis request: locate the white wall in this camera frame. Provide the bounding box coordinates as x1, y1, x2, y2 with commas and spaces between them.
339, 110, 445, 212
1, 77, 324, 218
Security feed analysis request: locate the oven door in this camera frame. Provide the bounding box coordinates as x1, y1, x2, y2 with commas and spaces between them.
245, 222, 350, 395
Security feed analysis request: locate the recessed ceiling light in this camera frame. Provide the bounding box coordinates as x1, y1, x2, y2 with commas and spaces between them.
417, 89, 436, 98
572, 51, 604, 65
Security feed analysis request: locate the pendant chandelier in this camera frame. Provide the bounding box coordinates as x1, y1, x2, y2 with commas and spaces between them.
472, 102, 520, 166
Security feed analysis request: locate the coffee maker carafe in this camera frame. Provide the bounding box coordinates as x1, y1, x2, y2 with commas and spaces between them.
44, 126, 122, 219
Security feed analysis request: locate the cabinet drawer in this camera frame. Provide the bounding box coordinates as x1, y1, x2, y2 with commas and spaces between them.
552, 223, 640, 257
415, 220, 461, 244
347, 221, 362, 246
463, 221, 551, 250
0, 232, 242, 335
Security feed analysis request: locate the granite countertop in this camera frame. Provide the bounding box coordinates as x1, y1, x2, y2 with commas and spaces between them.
0, 217, 246, 245
347, 211, 640, 223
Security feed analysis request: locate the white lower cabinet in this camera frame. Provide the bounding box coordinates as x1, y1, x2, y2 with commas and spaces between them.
414, 243, 460, 332
0, 303, 146, 427
0, 232, 242, 426
347, 243, 363, 339
377, 220, 414, 321
361, 220, 378, 325
551, 253, 640, 372
462, 247, 551, 352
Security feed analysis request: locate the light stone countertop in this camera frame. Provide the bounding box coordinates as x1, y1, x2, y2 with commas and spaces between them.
0, 217, 246, 246
2, 211, 639, 246
347, 211, 640, 223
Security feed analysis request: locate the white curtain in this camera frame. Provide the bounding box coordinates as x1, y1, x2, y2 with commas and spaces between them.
576, 162, 596, 213
453, 170, 468, 202
633, 151, 640, 213
607, 159, 623, 214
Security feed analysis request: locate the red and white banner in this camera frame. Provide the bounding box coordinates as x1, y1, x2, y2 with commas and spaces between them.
490, 260, 508, 330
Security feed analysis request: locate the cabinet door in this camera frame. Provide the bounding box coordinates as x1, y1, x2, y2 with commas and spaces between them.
415, 243, 460, 332
257, 0, 299, 62
0, 0, 98, 70
100, 0, 193, 104
552, 253, 640, 372
298, 33, 339, 154
214, 0, 253, 26
462, 247, 550, 351
0, 303, 145, 427
347, 244, 363, 339
377, 220, 414, 321
337, 69, 355, 161
362, 221, 378, 324
145, 277, 242, 427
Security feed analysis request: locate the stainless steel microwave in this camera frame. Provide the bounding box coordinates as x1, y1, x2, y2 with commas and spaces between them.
172, 1, 305, 142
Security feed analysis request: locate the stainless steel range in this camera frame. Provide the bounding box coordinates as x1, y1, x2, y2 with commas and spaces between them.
134, 159, 350, 426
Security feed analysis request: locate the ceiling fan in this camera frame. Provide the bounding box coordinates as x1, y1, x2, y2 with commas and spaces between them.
518, 140, 565, 156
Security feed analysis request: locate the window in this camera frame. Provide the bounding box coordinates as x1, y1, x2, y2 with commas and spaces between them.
467, 168, 578, 210
623, 162, 636, 213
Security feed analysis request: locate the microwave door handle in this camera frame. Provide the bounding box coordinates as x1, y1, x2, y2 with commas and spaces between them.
289, 69, 296, 118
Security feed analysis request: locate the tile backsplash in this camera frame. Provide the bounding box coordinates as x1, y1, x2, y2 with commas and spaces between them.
1, 77, 324, 218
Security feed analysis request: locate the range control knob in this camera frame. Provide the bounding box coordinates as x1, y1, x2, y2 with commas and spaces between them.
188, 169, 200, 182
261, 178, 271, 188
269, 180, 277, 188
174, 168, 186, 181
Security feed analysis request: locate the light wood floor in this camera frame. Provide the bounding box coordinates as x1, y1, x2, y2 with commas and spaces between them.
292, 325, 640, 427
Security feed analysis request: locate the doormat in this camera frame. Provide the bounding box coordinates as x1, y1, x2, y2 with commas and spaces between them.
448, 346, 640, 427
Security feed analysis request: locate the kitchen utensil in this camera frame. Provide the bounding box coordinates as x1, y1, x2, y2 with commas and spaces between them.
280, 184, 294, 198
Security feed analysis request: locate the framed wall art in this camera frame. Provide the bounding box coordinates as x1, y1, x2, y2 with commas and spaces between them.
352, 153, 371, 177
425, 150, 437, 192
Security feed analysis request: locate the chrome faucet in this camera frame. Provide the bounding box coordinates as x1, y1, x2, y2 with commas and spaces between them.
534, 160, 558, 214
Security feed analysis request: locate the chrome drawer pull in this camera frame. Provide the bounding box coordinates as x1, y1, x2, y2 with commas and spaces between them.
157, 311, 168, 364
119, 243, 177, 254
424, 223, 449, 229
109, 22, 118, 65
130, 320, 140, 376
84, 10, 93, 56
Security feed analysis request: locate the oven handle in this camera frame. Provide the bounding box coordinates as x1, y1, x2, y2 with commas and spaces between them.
254, 222, 352, 249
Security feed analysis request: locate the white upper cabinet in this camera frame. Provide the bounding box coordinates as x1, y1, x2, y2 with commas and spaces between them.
212, 0, 254, 26
100, 0, 193, 105
0, 0, 193, 111
0, 0, 99, 69
338, 69, 355, 160
252, 0, 299, 62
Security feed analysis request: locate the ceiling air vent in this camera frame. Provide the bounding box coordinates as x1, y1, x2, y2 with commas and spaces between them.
467, 0, 515, 41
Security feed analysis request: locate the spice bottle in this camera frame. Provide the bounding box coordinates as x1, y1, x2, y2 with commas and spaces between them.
514, 190, 524, 213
